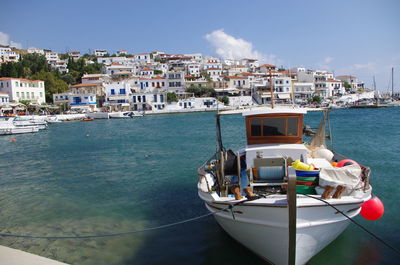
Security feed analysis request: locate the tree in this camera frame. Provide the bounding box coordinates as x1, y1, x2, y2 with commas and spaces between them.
167, 92, 178, 102
186, 86, 216, 97
30, 70, 68, 103
343, 81, 351, 91
218, 96, 229, 105
154, 70, 163, 75
311, 95, 322, 104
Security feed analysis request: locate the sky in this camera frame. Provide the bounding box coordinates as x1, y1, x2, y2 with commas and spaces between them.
1, 0, 399, 91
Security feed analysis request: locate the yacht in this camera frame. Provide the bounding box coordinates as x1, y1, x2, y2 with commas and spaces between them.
0, 117, 39, 135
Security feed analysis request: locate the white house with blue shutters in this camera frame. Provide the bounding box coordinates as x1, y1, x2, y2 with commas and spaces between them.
53, 92, 97, 111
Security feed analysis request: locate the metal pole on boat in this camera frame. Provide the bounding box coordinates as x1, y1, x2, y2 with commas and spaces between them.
269, 70, 275, 109
287, 167, 297, 265
236, 152, 241, 194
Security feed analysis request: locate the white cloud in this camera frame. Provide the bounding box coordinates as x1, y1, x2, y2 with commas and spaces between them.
0, 32, 22, 49
316, 56, 334, 70
204, 29, 279, 64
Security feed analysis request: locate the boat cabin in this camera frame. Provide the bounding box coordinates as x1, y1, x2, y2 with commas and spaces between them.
242, 109, 309, 189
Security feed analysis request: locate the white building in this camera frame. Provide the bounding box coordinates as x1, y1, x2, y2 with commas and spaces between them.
167, 71, 185, 92
116, 50, 127, 56
53, 92, 97, 111
68, 51, 81, 59
0, 92, 10, 104
187, 63, 201, 76
81, 74, 109, 84
0, 78, 46, 104
134, 53, 152, 64
336, 75, 364, 91
27, 47, 45, 55
50, 60, 69, 74
206, 68, 222, 81
93, 49, 108, 57
0, 47, 20, 63
44, 50, 59, 63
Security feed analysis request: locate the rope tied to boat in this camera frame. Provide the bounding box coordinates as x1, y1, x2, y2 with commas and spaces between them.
0, 202, 244, 240
302, 194, 400, 256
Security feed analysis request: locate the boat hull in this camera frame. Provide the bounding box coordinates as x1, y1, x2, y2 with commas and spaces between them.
204, 197, 363, 265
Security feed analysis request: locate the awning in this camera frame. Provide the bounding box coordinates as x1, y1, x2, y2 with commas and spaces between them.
277, 94, 291, 99
71, 105, 90, 109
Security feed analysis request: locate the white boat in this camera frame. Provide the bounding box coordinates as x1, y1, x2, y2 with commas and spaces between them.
109, 111, 143, 118
0, 117, 39, 135
12, 116, 48, 130
197, 107, 372, 265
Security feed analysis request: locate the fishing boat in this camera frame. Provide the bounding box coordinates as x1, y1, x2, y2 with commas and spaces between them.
80, 117, 95, 122
197, 107, 375, 265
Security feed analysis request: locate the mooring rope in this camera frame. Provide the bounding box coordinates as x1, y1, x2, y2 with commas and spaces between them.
302, 194, 400, 256
0, 207, 230, 239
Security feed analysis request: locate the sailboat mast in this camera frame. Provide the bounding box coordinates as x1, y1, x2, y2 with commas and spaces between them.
392, 67, 394, 99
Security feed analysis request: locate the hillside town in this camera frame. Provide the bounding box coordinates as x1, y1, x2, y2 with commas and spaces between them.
0, 45, 384, 115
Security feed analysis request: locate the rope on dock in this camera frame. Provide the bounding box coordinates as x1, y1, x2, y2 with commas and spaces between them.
302, 194, 400, 256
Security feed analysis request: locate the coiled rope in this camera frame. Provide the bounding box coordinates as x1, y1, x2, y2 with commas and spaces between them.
302, 194, 400, 256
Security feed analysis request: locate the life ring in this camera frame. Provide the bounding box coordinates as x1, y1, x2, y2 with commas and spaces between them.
336, 159, 358, 167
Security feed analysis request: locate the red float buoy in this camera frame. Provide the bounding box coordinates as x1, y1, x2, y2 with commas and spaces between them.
360, 197, 384, 220
11, 138, 16, 142
336, 159, 358, 167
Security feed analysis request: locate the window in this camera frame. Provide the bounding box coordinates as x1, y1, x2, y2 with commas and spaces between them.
40, 92, 43, 98
153, 95, 157, 102
142, 95, 146, 102
249, 116, 300, 137
132, 96, 136, 103
15, 81, 18, 87
263, 118, 285, 136
120, 89, 126, 94
16, 92, 20, 97
111, 89, 115, 95
21, 92, 25, 99
160, 94, 164, 102
31, 92, 34, 98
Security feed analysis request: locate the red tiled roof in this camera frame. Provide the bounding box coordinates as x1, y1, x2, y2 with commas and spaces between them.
70, 83, 99, 88
0, 77, 43, 82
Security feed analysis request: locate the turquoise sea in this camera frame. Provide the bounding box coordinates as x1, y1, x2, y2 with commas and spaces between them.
0, 108, 399, 265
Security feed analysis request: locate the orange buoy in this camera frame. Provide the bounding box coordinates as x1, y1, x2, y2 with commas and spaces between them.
11, 138, 16, 142
331, 162, 338, 167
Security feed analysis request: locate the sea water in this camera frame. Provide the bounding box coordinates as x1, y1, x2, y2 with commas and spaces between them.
0, 108, 399, 265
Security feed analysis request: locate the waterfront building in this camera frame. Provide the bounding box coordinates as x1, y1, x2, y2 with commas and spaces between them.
53, 92, 97, 112
336, 75, 364, 91
293, 82, 315, 100
69, 83, 105, 106
0, 77, 45, 104
0, 92, 10, 103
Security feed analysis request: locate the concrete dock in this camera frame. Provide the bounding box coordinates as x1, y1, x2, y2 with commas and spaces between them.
0, 246, 68, 265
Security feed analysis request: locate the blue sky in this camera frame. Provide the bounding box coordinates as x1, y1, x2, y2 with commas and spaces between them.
1, 0, 399, 91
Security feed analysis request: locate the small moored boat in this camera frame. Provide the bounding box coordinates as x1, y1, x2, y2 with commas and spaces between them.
197, 107, 376, 265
